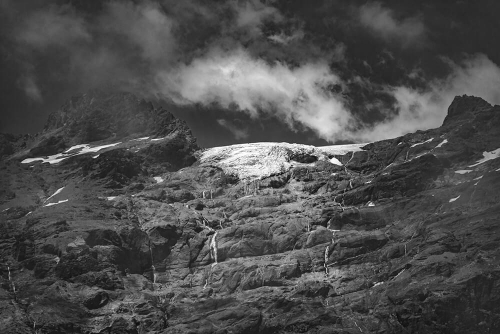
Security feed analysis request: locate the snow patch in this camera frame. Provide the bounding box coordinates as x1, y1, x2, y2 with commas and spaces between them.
199, 142, 366, 181
21, 142, 121, 164
469, 148, 500, 167
106, 196, 117, 201
435, 139, 448, 149
410, 138, 434, 148
449, 195, 460, 203
44, 199, 68, 207
44, 187, 65, 203
78, 142, 122, 154
329, 157, 342, 166
455, 170, 473, 174
65, 144, 88, 153
473, 176, 483, 186
153, 176, 164, 183
373, 282, 383, 287
151, 136, 167, 142
367, 201, 375, 207
132, 137, 150, 141
21, 154, 68, 165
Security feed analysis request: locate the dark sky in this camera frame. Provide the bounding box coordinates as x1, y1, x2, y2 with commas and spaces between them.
1, 0, 500, 148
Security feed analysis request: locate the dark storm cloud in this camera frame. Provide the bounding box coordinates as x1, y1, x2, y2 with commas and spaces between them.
2, 0, 500, 144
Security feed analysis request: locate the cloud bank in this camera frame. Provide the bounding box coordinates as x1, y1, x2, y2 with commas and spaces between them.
5, 0, 500, 144
156, 48, 354, 142
157, 49, 500, 142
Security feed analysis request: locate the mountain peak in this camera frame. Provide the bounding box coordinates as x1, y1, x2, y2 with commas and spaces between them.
442, 94, 492, 126
44, 90, 189, 143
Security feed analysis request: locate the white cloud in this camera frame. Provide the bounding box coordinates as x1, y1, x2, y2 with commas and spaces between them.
155, 49, 500, 143
359, 2, 426, 48
156, 47, 356, 142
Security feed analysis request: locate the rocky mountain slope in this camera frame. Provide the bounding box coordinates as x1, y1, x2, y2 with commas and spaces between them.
1, 92, 500, 334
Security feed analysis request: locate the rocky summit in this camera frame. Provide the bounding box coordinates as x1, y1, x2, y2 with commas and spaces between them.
1, 92, 500, 334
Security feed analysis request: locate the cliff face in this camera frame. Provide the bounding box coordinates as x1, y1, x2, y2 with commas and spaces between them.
1, 93, 500, 334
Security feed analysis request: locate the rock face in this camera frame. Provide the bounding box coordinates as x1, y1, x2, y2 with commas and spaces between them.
1, 93, 500, 334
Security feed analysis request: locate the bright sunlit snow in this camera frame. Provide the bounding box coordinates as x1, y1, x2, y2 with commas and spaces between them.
449, 195, 460, 203
65, 144, 88, 153
199, 142, 366, 180
469, 148, 500, 167
329, 157, 343, 166
154, 176, 164, 183
151, 137, 167, 142
410, 138, 434, 148
21, 142, 121, 164
44, 199, 69, 207
44, 187, 65, 203
435, 139, 448, 149
455, 170, 473, 174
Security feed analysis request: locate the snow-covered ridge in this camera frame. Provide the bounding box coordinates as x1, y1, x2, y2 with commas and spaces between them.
199, 142, 366, 181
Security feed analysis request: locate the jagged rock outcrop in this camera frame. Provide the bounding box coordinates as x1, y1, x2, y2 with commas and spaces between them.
442, 94, 494, 126
14, 90, 198, 173
1, 93, 500, 333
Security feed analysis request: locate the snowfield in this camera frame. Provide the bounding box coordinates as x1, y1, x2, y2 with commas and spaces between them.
199, 142, 366, 180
